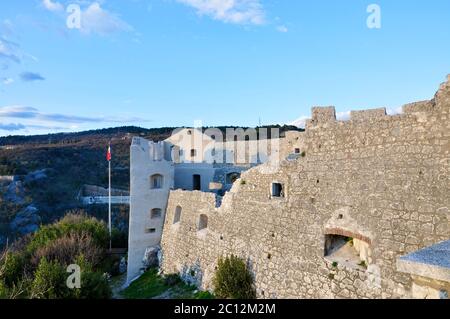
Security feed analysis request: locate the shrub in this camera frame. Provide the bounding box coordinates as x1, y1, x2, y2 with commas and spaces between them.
0, 280, 8, 299
27, 212, 109, 254
164, 273, 182, 287
74, 271, 111, 299
194, 291, 215, 299
0, 252, 25, 287
30, 258, 68, 299
213, 255, 256, 299
31, 232, 104, 269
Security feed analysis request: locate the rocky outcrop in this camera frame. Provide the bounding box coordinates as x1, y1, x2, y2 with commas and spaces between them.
9, 205, 41, 235
4, 179, 25, 204
24, 169, 48, 183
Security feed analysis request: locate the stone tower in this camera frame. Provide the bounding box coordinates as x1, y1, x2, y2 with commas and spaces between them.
126, 137, 174, 283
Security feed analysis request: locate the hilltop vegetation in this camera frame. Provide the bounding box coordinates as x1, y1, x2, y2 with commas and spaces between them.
0, 212, 118, 299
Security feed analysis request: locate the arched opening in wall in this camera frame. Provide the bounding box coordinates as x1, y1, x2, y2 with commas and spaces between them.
198, 214, 208, 231
294, 148, 300, 154
324, 231, 372, 270
193, 174, 201, 191
150, 174, 163, 189
173, 206, 182, 224
226, 172, 241, 185
151, 208, 162, 219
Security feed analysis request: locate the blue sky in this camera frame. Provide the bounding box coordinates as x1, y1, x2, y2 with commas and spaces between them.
0, 0, 449, 136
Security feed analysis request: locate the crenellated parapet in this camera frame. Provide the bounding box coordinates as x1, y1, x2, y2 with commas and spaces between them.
306, 106, 336, 129
350, 107, 387, 121
131, 137, 171, 162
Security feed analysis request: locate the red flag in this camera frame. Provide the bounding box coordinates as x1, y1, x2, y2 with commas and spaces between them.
107, 145, 111, 161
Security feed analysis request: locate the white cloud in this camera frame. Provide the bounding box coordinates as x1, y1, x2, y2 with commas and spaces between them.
289, 115, 309, 129
0, 105, 150, 125
276, 25, 288, 33
80, 2, 132, 35
0, 37, 21, 64
387, 106, 403, 115
2, 78, 14, 85
336, 111, 351, 121
42, 0, 64, 12
176, 0, 265, 25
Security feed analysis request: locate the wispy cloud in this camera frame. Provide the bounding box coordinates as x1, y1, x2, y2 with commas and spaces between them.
42, 0, 64, 12
2, 78, 14, 85
0, 122, 68, 132
0, 123, 26, 131
42, 1, 132, 36
0, 105, 149, 124
176, 0, 265, 25
0, 37, 21, 64
80, 2, 132, 35
20, 72, 45, 82
276, 25, 288, 33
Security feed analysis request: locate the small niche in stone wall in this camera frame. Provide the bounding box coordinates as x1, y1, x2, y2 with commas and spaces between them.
220, 235, 224, 240
173, 206, 182, 224
198, 214, 208, 231
271, 183, 284, 198
267, 253, 272, 260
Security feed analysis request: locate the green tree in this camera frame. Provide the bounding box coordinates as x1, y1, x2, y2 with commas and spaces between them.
213, 255, 256, 299
30, 258, 68, 299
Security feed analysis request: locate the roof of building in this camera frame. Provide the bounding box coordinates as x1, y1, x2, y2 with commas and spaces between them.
397, 240, 450, 283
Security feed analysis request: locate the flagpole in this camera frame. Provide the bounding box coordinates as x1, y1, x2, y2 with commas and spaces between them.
108, 144, 112, 252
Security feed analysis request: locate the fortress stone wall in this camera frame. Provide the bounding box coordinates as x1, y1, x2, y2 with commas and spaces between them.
159, 76, 450, 298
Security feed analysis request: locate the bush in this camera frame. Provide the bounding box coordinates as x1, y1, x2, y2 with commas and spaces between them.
1, 212, 112, 299
30, 258, 68, 299
27, 212, 109, 254
213, 255, 256, 299
164, 273, 182, 287
75, 271, 111, 299
31, 232, 104, 269
0, 252, 25, 287
0, 280, 8, 299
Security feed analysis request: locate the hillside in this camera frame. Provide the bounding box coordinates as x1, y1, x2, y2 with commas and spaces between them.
0, 126, 175, 247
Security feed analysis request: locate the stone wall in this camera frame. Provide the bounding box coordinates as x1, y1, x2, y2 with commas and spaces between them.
160, 76, 450, 298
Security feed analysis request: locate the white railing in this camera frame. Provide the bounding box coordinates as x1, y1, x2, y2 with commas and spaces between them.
80, 196, 130, 205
